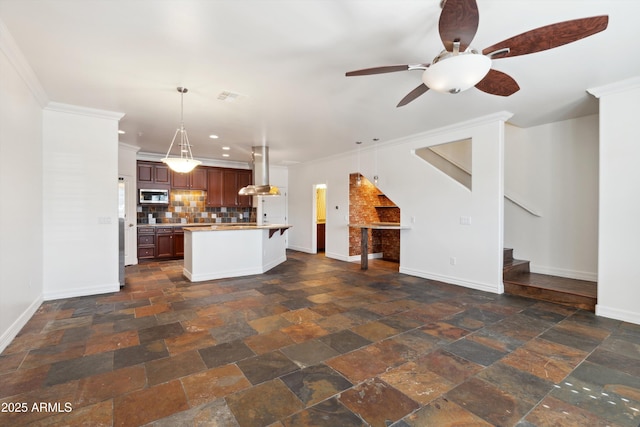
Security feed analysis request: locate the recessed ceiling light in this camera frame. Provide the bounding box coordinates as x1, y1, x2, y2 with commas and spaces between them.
209, 134, 219, 139
222, 153, 230, 157
222, 146, 230, 150
118, 130, 126, 134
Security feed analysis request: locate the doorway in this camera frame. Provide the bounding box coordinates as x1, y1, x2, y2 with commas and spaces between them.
314, 184, 327, 253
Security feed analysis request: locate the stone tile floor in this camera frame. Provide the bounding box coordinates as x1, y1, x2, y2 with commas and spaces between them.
1, 251, 640, 426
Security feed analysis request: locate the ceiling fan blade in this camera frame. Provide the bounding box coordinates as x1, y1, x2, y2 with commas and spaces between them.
346, 65, 413, 76
482, 15, 609, 59
397, 84, 430, 107
475, 69, 520, 96
439, 0, 479, 52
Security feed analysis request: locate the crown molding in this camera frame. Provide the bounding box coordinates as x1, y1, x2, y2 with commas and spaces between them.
587, 76, 640, 98
44, 102, 125, 121
0, 17, 49, 107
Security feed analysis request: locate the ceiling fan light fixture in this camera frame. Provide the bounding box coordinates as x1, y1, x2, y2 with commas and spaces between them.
422, 52, 491, 94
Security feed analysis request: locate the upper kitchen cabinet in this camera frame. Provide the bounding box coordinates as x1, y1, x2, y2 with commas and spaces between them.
236, 169, 253, 207
206, 168, 224, 207
137, 161, 170, 189
207, 168, 252, 207
171, 167, 207, 190
223, 169, 253, 207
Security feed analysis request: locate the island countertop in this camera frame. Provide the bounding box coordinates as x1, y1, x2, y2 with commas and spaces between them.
183, 224, 291, 232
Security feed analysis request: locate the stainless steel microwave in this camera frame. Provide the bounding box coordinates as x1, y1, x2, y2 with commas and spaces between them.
139, 189, 169, 204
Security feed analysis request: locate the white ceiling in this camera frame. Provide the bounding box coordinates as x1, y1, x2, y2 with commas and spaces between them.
0, 0, 637, 165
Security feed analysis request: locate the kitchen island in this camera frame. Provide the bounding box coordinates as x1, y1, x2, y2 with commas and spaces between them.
183, 224, 291, 282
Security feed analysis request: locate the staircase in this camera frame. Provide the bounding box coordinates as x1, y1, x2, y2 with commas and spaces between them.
503, 248, 597, 312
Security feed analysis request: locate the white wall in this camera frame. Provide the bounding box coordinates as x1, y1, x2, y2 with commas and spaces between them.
288, 112, 510, 294
504, 116, 599, 281
288, 155, 352, 258
0, 19, 48, 352
589, 77, 640, 325
119, 142, 139, 178
42, 103, 124, 300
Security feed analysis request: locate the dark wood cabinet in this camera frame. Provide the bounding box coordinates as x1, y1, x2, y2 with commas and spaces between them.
174, 228, 184, 257
170, 171, 189, 189
137, 161, 251, 208
171, 167, 207, 190
219, 168, 253, 207
137, 227, 156, 259
137, 161, 170, 189
137, 226, 185, 260
206, 168, 224, 207
236, 169, 253, 207
205, 168, 251, 207
190, 168, 207, 190
222, 169, 239, 206
155, 227, 183, 259
155, 228, 174, 259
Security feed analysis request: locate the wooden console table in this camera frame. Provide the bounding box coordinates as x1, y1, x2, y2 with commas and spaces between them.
348, 223, 410, 270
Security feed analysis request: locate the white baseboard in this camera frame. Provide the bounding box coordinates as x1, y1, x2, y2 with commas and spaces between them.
347, 253, 383, 263
185, 256, 287, 282
287, 244, 315, 254
263, 255, 287, 272
596, 304, 640, 325
324, 251, 349, 262
0, 294, 43, 353
530, 264, 597, 282
400, 267, 503, 294
43, 283, 120, 301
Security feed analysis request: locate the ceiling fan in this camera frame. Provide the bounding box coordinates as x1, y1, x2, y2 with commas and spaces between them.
346, 0, 608, 107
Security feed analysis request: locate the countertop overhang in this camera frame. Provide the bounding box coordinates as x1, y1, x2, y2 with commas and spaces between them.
138, 223, 257, 228
183, 224, 292, 233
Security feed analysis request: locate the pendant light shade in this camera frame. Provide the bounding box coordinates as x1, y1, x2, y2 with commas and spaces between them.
162, 87, 202, 173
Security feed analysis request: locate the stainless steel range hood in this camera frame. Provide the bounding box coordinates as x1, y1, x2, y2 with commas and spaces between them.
238, 146, 280, 196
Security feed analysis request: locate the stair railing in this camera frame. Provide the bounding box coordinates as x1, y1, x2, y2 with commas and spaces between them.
424, 147, 542, 217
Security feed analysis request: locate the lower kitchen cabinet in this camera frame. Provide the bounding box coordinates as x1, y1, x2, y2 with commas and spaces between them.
155, 228, 174, 258
137, 227, 156, 260
174, 229, 184, 257
138, 226, 184, 260
155, 227, 183, 259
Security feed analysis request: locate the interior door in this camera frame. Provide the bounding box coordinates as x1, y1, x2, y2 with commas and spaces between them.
261, 188, 288, 246
261, 188, 287, 224
119, 175, 137, 265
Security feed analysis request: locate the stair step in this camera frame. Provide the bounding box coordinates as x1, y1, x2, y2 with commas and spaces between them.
504, 272, 597, 312
503, 259, 530, 280
503, 248, 514, 264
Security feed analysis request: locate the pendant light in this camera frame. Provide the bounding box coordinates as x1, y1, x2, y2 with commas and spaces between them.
161, 87, 202, 173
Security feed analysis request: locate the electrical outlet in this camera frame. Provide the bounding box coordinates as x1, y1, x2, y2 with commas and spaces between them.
459, 216, 471, 225
450, 257, 456, 265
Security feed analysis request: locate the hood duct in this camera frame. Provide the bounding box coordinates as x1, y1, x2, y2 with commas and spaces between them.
238, 146, 281, 196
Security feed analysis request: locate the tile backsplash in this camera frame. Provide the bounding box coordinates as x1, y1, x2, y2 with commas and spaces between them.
137, 190, 256, 224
